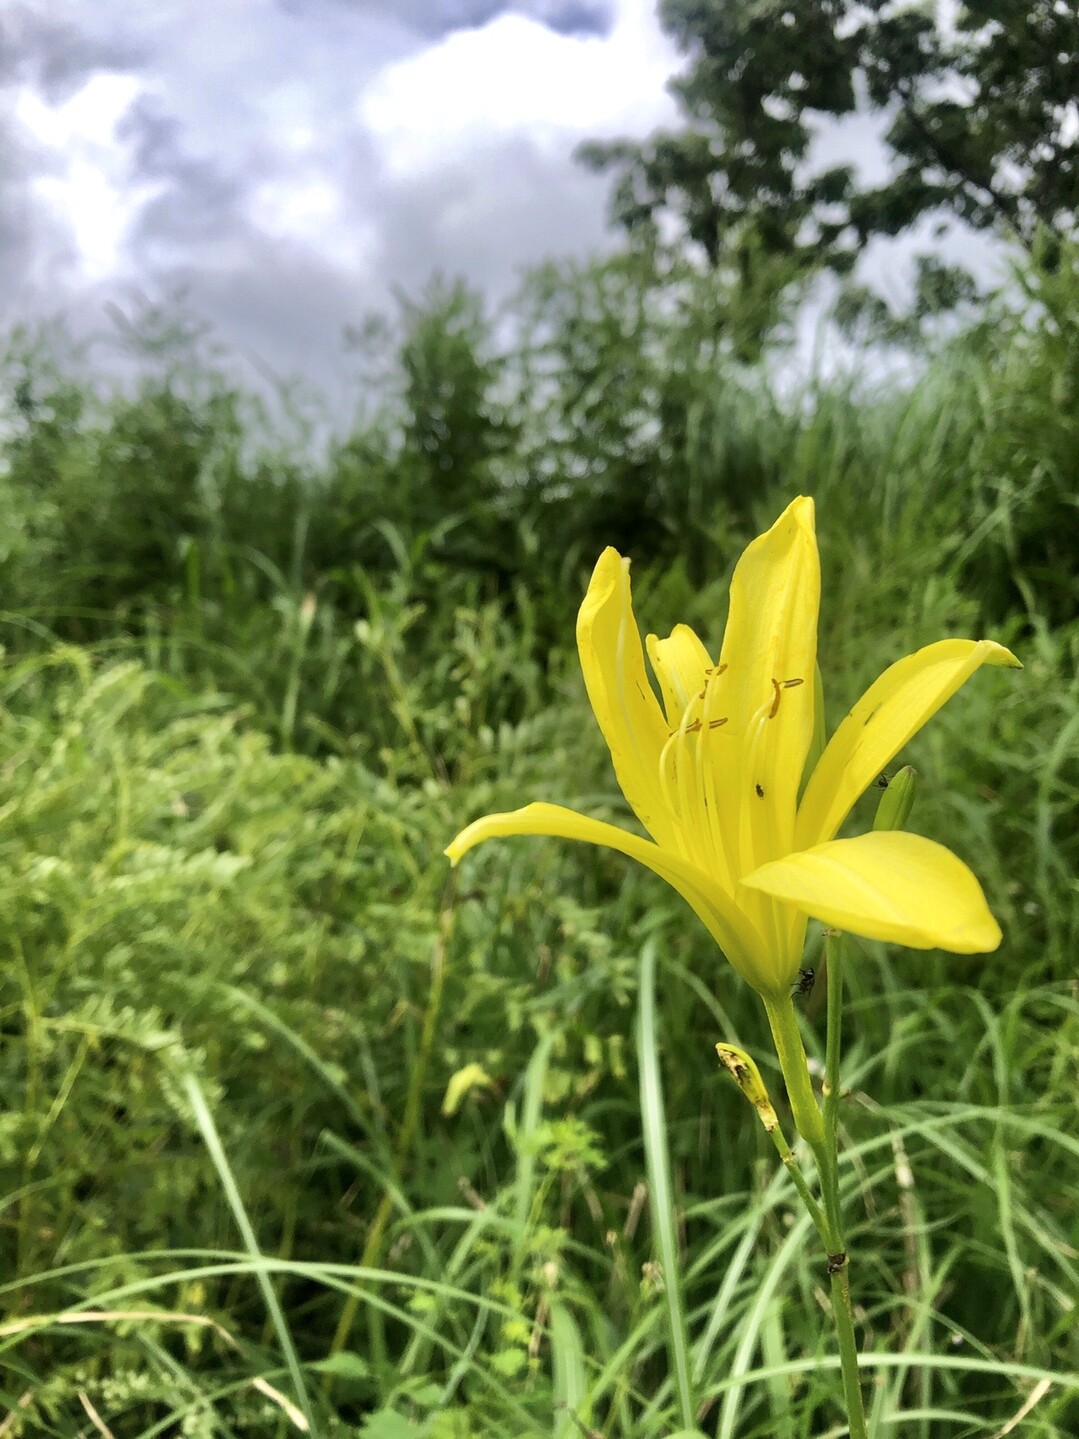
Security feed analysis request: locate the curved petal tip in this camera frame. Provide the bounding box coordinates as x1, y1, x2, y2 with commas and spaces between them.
787, 494, 816, 530
983, 640, 1022, 670
576, 547, 625, 625
743, 830, 1003, 955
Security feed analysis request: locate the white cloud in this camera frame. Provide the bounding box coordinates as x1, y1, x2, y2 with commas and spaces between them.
14, 71, 162, 282
14, 69, 139, 148
248, 173, 378, 274
360, 0, 679, 177
0, 0, 680, 384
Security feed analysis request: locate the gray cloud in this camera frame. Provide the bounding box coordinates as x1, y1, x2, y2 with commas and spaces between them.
0, 0, 661, 394
531, 1, 612, 36
0, 6, 135, 317
119, 97, 250, 253
298, 1, 613, 40
148, 240, 373, 384
99, 91, 616, 392
0, 128, 69, 309
367, 133, 611, 301
0, 3, 140, 96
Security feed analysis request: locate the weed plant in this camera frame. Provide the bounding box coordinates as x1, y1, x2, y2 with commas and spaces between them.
0, 250, 1075, 1434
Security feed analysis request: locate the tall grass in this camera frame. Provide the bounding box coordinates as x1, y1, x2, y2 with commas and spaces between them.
0, 249, 1075, 1433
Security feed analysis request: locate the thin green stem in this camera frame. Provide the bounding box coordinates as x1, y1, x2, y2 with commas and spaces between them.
814, 939, 846, 1255
762, 993, 825, 1149
761, 1112, 828, 1236
810, 1134, 868, 1439
762, 984, 869, 1439
829, 1260, 869, 1439
818, 934, 869, 1439
824, 932, 843, 1156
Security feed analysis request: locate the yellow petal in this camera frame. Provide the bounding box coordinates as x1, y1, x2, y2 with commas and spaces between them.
712, 495, 820, 869
796, 639, 1021, 849
742, 830, 1002, 953
576, 549, 677, 848
446, 801, 767, 986
646, 624, 713, 726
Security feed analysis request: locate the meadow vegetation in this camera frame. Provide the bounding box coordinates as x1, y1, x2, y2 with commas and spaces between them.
0, 249, 1076, 1435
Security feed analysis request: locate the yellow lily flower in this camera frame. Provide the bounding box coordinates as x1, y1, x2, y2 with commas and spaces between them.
446, 496, 1020, 999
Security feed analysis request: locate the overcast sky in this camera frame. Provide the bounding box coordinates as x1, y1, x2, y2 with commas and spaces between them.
0, 0, 690, 387
1, 0, 1004, 396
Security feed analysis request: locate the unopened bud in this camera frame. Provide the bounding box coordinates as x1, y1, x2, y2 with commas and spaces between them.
715, 1043, 778, 1132
873, 764, 916, 832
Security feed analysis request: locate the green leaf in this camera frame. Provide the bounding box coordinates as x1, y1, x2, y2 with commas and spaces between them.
359, 1412, 418, 1439
489, 1347, 528, 1377
310, 1351, 371, 1380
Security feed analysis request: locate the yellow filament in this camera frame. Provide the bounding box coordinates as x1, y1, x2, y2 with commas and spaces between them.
657, 729, 693, 861
674, 721, 702, 867
738, 695, 788, 963
699, 669, 734, 891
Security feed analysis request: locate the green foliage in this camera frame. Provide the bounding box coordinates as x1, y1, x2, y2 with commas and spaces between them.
0, 249, 1077, 1432
580, 0, 860, 289
581, 0, 1079, 313
856, 0, 1079, 247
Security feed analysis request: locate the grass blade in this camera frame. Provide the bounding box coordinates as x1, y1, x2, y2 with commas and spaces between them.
636, 940, 697, 1432
178, 1066, 316, 1434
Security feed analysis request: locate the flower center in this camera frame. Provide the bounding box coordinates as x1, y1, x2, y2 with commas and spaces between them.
654, 663, 807, 908
657, 662, 733, 886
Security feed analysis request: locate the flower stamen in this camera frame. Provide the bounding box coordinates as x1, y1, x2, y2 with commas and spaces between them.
699, 668, 734, 888
768, 676, 805, 719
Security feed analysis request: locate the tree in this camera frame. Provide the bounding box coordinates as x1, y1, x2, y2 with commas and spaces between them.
580, 1, 1079, 288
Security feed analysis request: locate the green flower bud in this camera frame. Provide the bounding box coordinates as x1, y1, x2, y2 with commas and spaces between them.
872, 764, 917, 832
716, 1043, 778, 1132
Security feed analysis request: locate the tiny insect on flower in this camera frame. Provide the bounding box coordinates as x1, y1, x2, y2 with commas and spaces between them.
446, 496, 1021, 997
792, 967, 816, 998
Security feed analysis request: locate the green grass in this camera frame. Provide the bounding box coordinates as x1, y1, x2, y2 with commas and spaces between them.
0, 252, 1076, 1433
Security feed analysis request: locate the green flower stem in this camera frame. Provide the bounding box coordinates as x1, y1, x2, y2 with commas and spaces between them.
762, 988, 869, 1439
824, 935, 842, 1148
759, 1105, 827, 1237
762, 993, 825, 1149
829, 1258, 868, 1439
818, 932, 869, 1439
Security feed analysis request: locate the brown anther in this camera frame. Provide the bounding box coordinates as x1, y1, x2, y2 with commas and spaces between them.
768, 676, 804, 718
704, 663, 728, 677
668, 714, 727, 737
